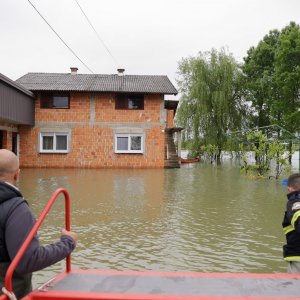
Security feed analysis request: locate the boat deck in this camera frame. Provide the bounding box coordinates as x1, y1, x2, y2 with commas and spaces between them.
21, 270, 300, 300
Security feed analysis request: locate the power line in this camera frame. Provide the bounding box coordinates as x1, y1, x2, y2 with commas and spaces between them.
27, 0, 94, 74
74, 0, 120, 68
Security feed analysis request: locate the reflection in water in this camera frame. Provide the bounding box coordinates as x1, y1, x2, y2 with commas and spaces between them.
18, 163, 287, 287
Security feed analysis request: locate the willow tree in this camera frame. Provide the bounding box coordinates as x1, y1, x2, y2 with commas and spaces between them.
176, 48, 247, 163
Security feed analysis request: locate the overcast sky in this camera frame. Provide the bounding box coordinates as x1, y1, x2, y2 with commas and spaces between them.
1, 0, 300, 95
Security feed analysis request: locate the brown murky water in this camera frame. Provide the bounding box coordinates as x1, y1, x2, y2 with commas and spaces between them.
18, 162, 288, 287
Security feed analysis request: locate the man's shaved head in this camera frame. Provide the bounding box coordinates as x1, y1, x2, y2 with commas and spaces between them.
0, 149, 19, 178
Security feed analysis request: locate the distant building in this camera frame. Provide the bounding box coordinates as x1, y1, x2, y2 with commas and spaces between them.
1, 68, 181, 168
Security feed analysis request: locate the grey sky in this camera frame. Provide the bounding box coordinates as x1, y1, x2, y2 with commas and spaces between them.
1, 0, 300, 96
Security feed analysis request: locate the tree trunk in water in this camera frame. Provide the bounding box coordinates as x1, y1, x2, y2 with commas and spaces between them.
217, 148, 222, 165
288, 141, 293, 165
276, 151, 280, 179
255, 141, 259, 164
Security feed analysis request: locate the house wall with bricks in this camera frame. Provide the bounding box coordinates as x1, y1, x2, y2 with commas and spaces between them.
18, 92, 166, 168
166, 110, 175, 128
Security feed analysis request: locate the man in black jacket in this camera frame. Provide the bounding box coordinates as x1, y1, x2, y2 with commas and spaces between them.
0, 149, 77, 298
282, 172, 300, 273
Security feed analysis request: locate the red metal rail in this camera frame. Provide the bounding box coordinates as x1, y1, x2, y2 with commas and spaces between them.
0, 188, 71, 300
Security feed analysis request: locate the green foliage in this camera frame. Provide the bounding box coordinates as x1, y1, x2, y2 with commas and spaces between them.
239, 131, 293, 178
247, 131, 270, 175
242, 29, 279, 128
175, 48, 247, 163
274, 22, 300, 133
243, 22, 300, 133
200, 144, 219, 163
176, 22, 300, 168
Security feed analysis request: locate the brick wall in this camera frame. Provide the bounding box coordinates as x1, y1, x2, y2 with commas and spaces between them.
35, 92, 90, 123
166, 110, 175, 128
18, 92, 166, 168
95, 93, 162, 123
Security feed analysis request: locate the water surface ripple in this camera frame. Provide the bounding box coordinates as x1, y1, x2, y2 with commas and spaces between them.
18, 163, 286, 287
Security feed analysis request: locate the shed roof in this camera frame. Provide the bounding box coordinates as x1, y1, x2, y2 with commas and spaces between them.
16, 73, 178, 95
0, 73, 34, 97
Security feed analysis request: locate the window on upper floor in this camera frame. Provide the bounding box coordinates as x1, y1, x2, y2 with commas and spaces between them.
39, 132, 70, 153
115, 94, 144, 110
40, 93, 70, 109
115, 133, 144, 153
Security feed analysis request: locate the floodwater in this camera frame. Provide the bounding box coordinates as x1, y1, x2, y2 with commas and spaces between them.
17, 161, 291, 287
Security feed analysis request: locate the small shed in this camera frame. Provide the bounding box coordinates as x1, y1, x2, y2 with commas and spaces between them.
0, 73, 34, 153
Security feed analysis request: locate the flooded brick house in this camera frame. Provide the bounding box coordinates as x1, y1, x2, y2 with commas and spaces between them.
9, 68, 180, 168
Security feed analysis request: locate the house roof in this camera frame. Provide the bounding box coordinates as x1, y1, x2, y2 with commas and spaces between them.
16, 73, 178, 95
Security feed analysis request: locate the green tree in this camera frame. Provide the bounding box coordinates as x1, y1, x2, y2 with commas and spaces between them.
176, 48, 247, 163
243, 22, 300, 162
239, 131, 292, 178
274, 22, 300, 161
274, 22, 300, 130
243, 29, 280, 129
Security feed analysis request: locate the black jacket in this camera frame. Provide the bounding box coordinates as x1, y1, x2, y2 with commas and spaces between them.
0, 181, 76, 299
0, 181, 26, 263
282, 190, 300, 260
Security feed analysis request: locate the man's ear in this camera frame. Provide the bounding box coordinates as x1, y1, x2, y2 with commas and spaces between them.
13, 169, 20, 181
288, 186, 295, 193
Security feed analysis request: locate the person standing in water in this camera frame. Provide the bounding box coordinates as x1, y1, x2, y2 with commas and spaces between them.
282, 173, 300, 273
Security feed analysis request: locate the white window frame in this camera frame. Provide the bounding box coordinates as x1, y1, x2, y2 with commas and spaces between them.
39, 132, 70, 153
115, 133, 144, 154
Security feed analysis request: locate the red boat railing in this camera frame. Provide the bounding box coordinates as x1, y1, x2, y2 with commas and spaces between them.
0, 188, 71, 300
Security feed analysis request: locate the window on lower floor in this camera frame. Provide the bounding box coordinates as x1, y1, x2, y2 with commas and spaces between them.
39, 132, 69, 153
115, 134, 144, 153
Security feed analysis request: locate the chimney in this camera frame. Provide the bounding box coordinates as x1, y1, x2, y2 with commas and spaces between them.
70, 67, 78, 75
117, 68, 125, 76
